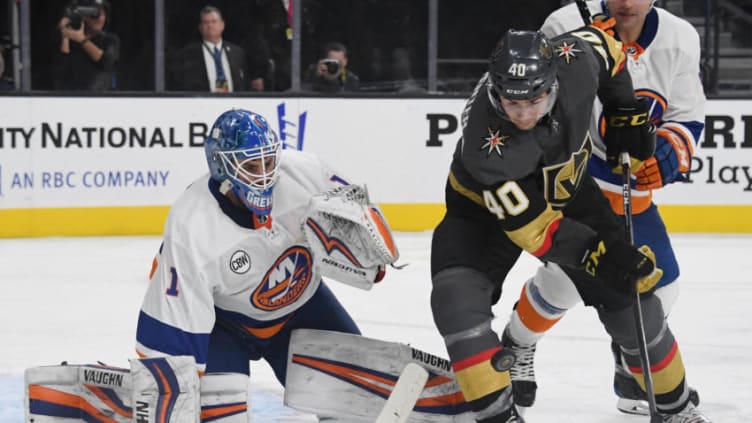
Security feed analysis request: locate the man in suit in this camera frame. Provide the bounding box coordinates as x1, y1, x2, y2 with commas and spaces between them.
168, 6, 263, 92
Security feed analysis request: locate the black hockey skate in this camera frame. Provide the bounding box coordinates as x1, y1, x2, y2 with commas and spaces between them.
614, 370, 700, 415
612, 342, 700, 415
480, 405, 526, 423
507, 406, 526, 423
501, 328, 537, 409
660, 402, 712, 422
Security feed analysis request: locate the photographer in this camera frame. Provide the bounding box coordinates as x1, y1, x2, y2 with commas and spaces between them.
55, 0, 119, 91
305, 42, 359, 93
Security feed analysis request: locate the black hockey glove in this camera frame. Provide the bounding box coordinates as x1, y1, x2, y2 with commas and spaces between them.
603, 98, 657, 173
582, 237, 663, 294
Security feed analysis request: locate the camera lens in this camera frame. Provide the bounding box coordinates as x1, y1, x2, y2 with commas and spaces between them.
68, 15, 83, 30
322, 59, 340, 75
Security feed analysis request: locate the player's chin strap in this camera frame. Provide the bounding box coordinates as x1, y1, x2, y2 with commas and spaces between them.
303, 184, 407, 290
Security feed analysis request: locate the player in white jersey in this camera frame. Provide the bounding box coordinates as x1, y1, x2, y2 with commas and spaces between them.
501, 0, 708, 420
135, 109, 398, 421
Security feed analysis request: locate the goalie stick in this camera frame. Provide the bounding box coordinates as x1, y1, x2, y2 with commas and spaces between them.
374, 362, 430, 423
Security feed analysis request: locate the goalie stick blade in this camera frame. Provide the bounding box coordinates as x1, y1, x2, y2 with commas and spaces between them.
374, 363, 430, 423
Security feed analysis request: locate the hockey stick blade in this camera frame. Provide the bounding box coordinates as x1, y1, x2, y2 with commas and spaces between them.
374, 362, 429, 423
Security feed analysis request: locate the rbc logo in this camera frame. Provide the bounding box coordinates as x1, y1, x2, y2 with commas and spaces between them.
251, 246, 313, 311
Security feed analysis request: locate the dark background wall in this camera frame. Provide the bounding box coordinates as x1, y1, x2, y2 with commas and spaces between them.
17, 0, 560, 92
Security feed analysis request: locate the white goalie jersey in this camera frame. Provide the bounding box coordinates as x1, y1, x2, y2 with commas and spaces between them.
541, 1, 706, 213
136, 149, 386, 373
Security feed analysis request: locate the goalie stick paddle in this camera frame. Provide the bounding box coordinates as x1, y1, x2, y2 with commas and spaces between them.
374, 362, 430, 423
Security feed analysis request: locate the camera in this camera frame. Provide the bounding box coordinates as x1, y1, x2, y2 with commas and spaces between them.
321, 59, 341, 76
64, 1, 101, 30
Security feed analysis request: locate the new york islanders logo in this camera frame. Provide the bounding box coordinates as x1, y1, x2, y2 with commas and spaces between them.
251, 246, 313, 311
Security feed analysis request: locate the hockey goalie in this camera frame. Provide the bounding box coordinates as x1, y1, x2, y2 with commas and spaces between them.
23, 108, 430, 422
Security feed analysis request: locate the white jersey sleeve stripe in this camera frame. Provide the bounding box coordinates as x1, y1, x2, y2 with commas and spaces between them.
136, 310, 211, 368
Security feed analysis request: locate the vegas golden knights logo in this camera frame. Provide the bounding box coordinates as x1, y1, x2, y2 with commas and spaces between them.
542, 134, 593, 208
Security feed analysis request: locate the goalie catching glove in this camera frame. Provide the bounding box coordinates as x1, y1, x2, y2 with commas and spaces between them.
303, 184, 400, 290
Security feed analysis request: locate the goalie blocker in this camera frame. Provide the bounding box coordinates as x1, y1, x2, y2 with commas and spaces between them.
303, 184, 400, 290
24, 356, 248, 422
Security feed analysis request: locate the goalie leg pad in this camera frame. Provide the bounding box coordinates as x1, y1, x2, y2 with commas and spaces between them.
130, 355, 201, 423
25, 363, 132, 423
285, 328, 474, 422
26, 356, 202, 423
199, 373, 249, 422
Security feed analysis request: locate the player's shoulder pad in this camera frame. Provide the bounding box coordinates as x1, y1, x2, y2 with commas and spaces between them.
562, 26, 627, 78
279, 148, 341, 189
279, 147, 319, 169
657, 8, 701, 54
541, 1, 585, 38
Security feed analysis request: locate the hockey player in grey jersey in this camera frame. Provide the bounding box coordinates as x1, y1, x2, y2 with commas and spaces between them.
501, 1, 710, 421
429, 26, 706, 422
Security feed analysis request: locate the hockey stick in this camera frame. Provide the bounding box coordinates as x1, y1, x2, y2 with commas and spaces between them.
374, 362, 429, 423
621, 152, 662, 423
574, 0, 592, 25
572, 1, 662, 419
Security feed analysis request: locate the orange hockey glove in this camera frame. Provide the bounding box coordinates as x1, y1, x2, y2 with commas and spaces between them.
634, 128, 692, 191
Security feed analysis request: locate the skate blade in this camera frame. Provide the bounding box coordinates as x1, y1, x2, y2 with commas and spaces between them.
516, 406, 529, 417
616, 398, 649, 416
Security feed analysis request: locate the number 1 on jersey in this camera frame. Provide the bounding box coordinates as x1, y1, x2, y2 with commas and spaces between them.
166, 266, 179, 297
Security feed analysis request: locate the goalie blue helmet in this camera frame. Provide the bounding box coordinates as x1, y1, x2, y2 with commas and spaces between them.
205, 109, 282, 215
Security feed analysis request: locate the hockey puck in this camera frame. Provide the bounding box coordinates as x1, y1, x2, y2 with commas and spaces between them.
491, 348, 516, 372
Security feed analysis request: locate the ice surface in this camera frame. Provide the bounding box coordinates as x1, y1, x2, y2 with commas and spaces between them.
1, 233, 750, 422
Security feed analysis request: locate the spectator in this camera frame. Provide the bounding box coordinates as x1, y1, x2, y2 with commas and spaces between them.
54, 0, 119, 91
305, 42, 359, 93
168, 6, 263, 92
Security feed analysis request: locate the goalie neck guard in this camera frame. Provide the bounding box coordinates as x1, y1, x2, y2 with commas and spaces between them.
204, 109, 282, 216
